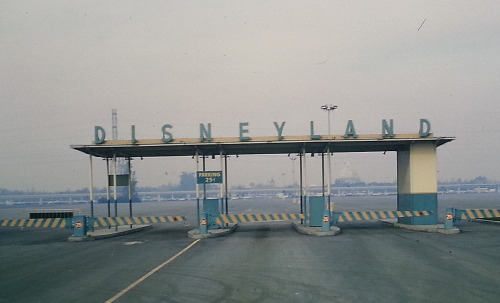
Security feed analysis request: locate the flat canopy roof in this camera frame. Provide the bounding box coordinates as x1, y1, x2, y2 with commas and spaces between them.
71, 134, 454, 158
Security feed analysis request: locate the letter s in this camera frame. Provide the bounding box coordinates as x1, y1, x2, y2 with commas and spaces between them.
161, 124, 173, 142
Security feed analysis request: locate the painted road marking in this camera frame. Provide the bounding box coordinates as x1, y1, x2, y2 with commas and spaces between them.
105, 239, 200, 303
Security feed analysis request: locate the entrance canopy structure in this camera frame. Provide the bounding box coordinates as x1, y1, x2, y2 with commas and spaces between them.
72, 134, 454, 226
72, 134, 452, 157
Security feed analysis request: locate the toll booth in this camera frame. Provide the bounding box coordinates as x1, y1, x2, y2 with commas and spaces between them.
203, 199, 221, 229
309, 196, 326, 227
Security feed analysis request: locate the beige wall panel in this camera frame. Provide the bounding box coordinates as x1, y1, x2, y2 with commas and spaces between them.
397, 142, 437, 194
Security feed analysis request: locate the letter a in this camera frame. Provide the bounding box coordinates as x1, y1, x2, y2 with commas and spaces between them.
344, 120, 358, 138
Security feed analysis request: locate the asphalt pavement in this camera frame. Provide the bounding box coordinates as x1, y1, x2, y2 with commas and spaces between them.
1, 219, 500, 302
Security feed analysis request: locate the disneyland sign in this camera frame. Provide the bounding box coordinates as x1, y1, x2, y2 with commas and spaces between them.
93, 119, 432, 144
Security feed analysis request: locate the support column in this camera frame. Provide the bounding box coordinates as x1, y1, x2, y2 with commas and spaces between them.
397, 142, 438, 225
220, 150, 224, 214
113, 154, 118, 218
106, 158, 111, 218
113, 154, 118, 231
89, 155, 94, 218
128, 158, 132, 217
327, 147, 332, 212
195, 151, 200, 228
299, 153, 303, 224
302, 147, 308, 226
321, 153, 325, 197
224, 155, 228, 215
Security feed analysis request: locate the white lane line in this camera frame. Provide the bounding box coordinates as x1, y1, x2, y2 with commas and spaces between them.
105, 239, 200, 303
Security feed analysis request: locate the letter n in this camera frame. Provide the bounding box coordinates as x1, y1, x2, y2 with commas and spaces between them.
382, 119, 394, 138
200, 123, 212, 142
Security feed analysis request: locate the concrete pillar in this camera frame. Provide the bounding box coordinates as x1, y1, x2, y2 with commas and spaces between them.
397, 142, 438, 225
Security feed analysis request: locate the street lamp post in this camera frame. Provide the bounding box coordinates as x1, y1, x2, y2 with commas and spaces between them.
320, 105, 337, 213
321, 105, 338, 135
290, 156, 297, 185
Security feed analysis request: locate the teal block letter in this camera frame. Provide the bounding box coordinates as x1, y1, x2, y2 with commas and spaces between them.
382, 119, 394, 137
344, 120, 358, 138
200, 123, 212, 142
94, 126, 106, 144
274, 121, 286, 140
161, 124, 173, 142
239, 122, 250, 141
310, 121, 320, 139
131, 125, 136, 144
419, 119, 431, 137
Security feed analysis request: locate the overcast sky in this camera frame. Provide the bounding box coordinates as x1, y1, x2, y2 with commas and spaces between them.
1, 1, 499, 191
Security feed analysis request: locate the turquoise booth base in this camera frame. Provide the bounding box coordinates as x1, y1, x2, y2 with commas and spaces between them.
71, 215, 88, 237
309, 196, 326, 227
203, 199, 221, 229
397, 193, 437, 225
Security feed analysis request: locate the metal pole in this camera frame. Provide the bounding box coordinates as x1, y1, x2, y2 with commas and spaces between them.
203, 156, 206, 199
106, 158, 111, 218
303, 147, 308, 226
327, 146, 332, 212
299, 152, 303, 224
128, 158, 132, 228
220, 150, 224, 214
321, 153, 325, 196
89, 155, 94, 218
328, 110, 331, 136
225, 155, 228, 216
196, 151, 200, 228
113, 154, 118, 231
321, 105, 337, 136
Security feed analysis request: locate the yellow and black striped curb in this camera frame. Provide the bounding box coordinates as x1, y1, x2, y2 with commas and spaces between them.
0, 218, 68, 228
458, 209, 500, 220
335, 210, 431, 222
92, 216, 186, 227
216, 214, 305, 224
0, 216, 186, 229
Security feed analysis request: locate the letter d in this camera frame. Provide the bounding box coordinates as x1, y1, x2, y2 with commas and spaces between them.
419, 119, 431, 137
94, 126, 105, 144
